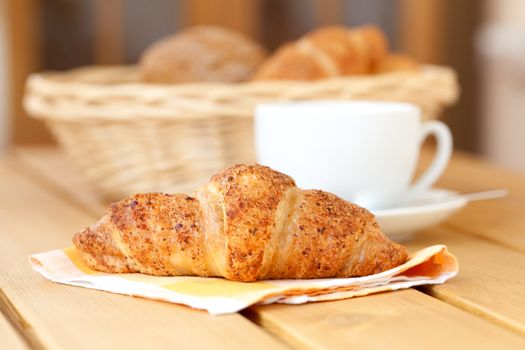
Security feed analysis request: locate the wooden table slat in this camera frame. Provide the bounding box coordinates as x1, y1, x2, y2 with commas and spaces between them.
8, 147, 525, 349
430, 149, 525, 251
0, 165, 288, 350
10, 148, 106, 216
408, 226, 525, 336
247, 289, 525, 350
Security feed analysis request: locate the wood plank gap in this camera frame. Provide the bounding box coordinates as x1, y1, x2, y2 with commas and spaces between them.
242, 308, 305, 350
239, 310, 295, 350
0, 288, 45, 350
406, 225, 525, 338
416, 285, 525, 338
242, 289, 525, 349
443, 221, 525, 255
243, 284, 525, 348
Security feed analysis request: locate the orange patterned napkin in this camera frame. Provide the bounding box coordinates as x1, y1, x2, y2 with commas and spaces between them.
30, 245, 458, 315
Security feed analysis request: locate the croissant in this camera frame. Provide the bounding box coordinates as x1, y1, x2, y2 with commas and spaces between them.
73, 164, 407, 282
374, 53, 420, 74
253, 25, 388, 80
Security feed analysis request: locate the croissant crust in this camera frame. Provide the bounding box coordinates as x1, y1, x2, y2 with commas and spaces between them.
73, 164, 407, 282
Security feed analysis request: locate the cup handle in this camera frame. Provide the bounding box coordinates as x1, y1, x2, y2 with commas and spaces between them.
405, 120, 453, 199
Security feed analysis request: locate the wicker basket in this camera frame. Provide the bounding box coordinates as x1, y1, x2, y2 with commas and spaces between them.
24, 65, 459, 202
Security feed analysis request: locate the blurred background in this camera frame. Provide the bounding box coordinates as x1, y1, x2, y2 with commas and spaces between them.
2, 0, 525, 170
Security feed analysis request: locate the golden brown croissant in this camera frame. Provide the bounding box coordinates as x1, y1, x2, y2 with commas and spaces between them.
253, 25, 388, 80
73, 164, 407, 282
374, 53, 420, 74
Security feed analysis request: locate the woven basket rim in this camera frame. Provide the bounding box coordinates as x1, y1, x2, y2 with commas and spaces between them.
24, 64, 459, 122
26, 64, 451, 89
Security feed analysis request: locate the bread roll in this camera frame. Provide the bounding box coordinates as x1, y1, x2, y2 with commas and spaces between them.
374, 53, 420, 74
253, 25, 388, 80
140, 26, 267, 84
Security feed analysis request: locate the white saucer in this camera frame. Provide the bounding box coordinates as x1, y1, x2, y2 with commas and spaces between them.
371, 188, 467, 242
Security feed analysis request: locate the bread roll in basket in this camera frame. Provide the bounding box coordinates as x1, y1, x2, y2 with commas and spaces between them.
24, 25, 458, 203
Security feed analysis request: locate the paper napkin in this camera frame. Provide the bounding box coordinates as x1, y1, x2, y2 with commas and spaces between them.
30, 245, 458, 315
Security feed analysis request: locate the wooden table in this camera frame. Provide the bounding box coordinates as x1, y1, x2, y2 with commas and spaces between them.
1, 147, 525, 349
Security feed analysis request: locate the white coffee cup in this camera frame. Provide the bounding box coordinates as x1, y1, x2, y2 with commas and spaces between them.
255, 101, 452, 209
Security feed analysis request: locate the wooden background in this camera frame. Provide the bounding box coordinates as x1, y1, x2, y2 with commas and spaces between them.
5, 0, 481, 151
